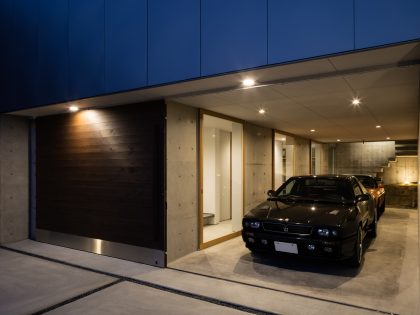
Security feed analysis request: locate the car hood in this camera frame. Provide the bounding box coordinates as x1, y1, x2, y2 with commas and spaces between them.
244, 200, 354, 226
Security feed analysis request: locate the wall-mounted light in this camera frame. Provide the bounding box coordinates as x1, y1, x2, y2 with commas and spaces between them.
376, 125, 381, 129
386, 137, 390, 140
337, 139, 341, 142
351, 98, 361, 106
242, 78, 255, 87
258, 108, 266, 114
69, 105, 79, 113
310, 129, 315, 133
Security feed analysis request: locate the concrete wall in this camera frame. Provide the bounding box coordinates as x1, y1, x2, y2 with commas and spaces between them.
0, 115, 29, 244
320, 143, 330, 174
244, 123, 272, 213
383, 156, 418, 185
334, 141, 395, 176
293, 137, 310, 176
166, 102, 198, 263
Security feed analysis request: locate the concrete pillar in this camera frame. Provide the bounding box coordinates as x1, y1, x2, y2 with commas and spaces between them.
166, 102, 198, 263
0, 115, 29, 244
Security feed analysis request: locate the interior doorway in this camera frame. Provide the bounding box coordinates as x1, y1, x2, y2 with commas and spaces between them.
274, 132, 295, 189
200, 113, 243, 247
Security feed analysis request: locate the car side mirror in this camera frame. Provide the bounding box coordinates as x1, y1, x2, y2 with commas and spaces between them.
357, 194, 370, 202
267, 190, 275, 197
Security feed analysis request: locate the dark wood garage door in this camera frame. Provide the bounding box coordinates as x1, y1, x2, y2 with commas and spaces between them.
36, 101, 165, 252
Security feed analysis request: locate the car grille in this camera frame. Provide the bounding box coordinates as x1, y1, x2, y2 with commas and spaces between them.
262, 222, 312, 236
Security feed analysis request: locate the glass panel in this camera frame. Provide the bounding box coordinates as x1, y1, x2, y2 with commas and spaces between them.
202, 114, 243, 243
274, 133, 294, 189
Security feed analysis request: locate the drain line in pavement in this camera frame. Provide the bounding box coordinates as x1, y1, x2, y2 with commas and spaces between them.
0, 246, 279, 315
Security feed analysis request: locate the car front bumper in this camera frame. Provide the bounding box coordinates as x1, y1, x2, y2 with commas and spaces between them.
241, 229, 356, 260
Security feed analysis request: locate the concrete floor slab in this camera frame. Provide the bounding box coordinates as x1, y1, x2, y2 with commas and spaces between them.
169, 208, 419, 315
45, 281, 247, 315
0, 249, 115, 315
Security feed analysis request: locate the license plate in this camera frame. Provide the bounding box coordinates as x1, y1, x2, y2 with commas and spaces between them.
274, 241, 298, 254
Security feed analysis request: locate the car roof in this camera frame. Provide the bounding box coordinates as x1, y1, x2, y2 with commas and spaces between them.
289, 174, 355, 180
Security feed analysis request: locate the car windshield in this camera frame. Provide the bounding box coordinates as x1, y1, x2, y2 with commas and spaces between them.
356, 176, 376, 189
273, 178, 354, 202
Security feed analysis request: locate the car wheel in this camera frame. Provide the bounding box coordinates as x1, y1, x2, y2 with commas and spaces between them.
349, 226, 363, 268
380, 199, 386, 213
369, 208, 378, 238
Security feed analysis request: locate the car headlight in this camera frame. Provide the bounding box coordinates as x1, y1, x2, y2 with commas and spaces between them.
250, 221, 261, 229
317, 228, 338, 237
317, 228, 329, 237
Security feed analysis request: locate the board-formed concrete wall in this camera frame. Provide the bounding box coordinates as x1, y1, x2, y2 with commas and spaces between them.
244, 123, 272, 213
166, 102, 199, 263
334, 141, 395, 176
293, 137, 310, 176
0, 115, 29, 244
383, 156, 418, 185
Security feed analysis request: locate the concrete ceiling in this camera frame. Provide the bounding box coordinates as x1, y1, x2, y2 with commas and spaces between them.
12, 42, 420, 143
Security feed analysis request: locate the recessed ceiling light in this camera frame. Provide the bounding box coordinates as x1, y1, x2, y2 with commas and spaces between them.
69, 105, 79, 112
376, 125, 381, 128
337, 139, 341, 142
242, 78, 255, 87
310, 129, 315, 132
352, 98, 361, 106
258, 108, 266, 114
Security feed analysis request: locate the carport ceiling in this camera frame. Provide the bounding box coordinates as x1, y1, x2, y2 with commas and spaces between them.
12, 42, 420, 143
174, 62, 420, 143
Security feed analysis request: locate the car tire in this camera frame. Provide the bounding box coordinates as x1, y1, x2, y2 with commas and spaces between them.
348, 226, 363, 268
380, 199, 386, 213
369, 208, 378, 238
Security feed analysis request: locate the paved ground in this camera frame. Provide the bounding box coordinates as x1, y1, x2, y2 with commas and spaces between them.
170, 208, 419, 315
0, 208, 417, 315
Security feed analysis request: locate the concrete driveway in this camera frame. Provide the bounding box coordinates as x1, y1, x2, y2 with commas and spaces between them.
0, 208, 417, 315
170, 208, 419, 315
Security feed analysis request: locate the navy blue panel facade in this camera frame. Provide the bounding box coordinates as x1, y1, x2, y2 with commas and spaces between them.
355, 0, 420, 49
105, 0, 147, 93
148, 0, 200, 86
14, 0, 39, 109
69, 0, 105, 100
268, 0, 354, 64
201, 0, 267, 76
0, 0, 16, 112
38, 0, 68, 105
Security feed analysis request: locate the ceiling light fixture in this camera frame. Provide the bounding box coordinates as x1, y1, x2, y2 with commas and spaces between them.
352, 98, 361, 106
242, 78, 255, 87
337, 139, 341, 142
258, 108, 266, 114
386, 137, 390, 140
310, 129, 315, 133
69, 105, 79, 113
376, 125, 381, 129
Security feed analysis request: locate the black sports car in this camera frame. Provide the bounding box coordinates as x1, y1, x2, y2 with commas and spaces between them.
242, 175, 377, 267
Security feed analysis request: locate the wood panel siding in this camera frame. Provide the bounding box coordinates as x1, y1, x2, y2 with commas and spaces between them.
36, 102, 166, 250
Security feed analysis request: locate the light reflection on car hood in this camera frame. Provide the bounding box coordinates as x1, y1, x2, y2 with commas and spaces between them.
245, 200, 353, 226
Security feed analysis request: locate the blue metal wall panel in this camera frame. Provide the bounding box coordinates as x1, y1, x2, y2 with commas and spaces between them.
355, 0, 420, 49
148, 0, 200, 86
38, 0, 68, 105
105, 0, 147, 93
14, 0, 39, 109
268, 0, 354, 64
0, 0, 16, 112
69, 0, 105, 100
201, 0, 267, 76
